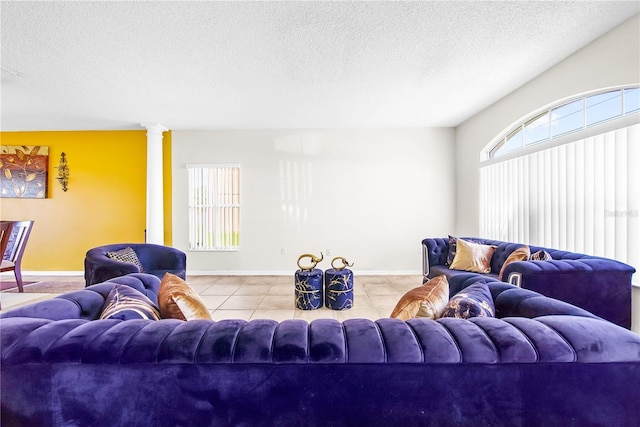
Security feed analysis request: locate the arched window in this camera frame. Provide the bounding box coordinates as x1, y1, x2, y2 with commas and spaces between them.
479, 85, 639, 281
487, 86, 639, 159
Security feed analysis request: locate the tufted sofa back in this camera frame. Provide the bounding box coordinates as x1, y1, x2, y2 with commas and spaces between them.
1, 273, 632, 367
422, 237, 612, 277
2, 314, 638, 367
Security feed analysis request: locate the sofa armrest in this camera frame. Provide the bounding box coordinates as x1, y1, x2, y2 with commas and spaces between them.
84, 252, 140, 286
421, 238, 449, 278
0, 274, 162, 321
136, 244, 187, 272
502, 259, 634, 328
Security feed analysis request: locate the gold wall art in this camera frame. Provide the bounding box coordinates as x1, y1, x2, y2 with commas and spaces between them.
0, 145, 49, 198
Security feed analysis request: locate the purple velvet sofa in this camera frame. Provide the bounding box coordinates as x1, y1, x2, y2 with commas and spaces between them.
2, 273, 640, 426
422, 237, 636, 329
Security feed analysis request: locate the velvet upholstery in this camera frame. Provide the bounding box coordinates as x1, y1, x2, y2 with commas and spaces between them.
2, 273, 640, 426
422, 237, 635, 328
84, 243, 186, 286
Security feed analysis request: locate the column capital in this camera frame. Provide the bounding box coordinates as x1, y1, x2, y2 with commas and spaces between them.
141, 123, 169, 136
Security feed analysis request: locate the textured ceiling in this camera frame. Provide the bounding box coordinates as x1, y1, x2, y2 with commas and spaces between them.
1, 1, 639, 131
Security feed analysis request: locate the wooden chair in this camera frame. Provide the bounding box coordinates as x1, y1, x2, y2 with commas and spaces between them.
1, 220, 34, 292
0, 221, 13, 268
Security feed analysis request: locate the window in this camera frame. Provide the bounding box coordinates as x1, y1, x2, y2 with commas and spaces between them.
551, 99, 583, 138
480, 86, 640, 283
187, 164, 240, 251
624, 87, 639, 114
524, 112, 550, 146
586, 90, 622, 126
490, 86, 639, 158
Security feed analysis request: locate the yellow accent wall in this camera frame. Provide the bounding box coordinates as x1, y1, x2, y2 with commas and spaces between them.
0, 130, 172, 272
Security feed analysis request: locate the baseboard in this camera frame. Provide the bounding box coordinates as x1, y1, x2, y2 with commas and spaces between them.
186, 270, 422, 276
1, 271, 84, 277
3, 270, 422, 277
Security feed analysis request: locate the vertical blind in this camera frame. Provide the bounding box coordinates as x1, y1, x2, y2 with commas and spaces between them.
480, 124, 639, 280
187, 165, 240, 251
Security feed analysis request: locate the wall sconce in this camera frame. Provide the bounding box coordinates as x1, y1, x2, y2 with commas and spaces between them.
56, 152, 69, 192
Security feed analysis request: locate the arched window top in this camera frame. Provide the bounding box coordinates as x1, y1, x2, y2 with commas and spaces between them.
485, 85, 640, 160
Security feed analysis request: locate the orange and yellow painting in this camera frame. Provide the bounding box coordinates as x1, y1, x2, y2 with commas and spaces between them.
0, 145, 49, 198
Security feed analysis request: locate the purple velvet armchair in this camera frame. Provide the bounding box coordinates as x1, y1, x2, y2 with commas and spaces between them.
84, 243, 186, 286
1, 273, 639, 426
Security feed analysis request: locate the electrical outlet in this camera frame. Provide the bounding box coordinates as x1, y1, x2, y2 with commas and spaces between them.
281, 247, 287, 255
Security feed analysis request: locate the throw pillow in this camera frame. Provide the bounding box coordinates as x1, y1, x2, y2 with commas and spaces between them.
498, 245, 531, 280
389, 275, 449, 321
441, 283, 495, 319
530, 250, 552, 261
158, 273, 212, 321
449, 238, 497, 274
446, 235, 458, 265
100, 284, 161, 320
446, 235, 482, 265
106, 247, 145, 273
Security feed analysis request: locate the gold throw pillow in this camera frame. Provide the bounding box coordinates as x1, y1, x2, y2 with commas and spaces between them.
498, 245, 531, 280
389, 275, 449, 320
449, 238, 497, 274
158, 273, 212, 321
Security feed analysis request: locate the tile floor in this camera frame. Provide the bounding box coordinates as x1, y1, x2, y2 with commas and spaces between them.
1, 274, 425, 321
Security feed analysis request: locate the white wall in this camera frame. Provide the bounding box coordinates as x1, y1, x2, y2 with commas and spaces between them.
455, 14, 640, 334
455, 14, 640, 236
172, 128, 455, 274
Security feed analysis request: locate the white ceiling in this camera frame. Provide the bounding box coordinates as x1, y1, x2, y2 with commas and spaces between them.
1, 1, 639, 131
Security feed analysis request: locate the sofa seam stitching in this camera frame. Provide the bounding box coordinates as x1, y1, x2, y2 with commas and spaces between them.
502, 318, 540, 362
373, 320, 387, 363
341, 321, 348, 363
405, 321, 425, 363
469, 318, 501, 362
191, 322, 213, 364
437, 320, 463, 362
534, 319, 578, 362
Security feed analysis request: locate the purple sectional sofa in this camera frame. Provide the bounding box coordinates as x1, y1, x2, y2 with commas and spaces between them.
2, 273, 640, 426
422, 237, 636, 328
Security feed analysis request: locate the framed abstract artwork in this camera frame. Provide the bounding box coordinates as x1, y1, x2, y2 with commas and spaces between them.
0, 145, 49, 198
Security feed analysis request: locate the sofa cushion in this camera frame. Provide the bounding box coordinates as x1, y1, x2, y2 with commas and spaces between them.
99, 284, 161, 320
158, 273, 212, 321
105, 247, 145, 272
498, 245, 531, 280
442, 283, 495, 319
390, 275, 449, 320
450, 238, 497, 274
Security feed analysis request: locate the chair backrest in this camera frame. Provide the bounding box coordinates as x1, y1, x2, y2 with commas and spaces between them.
0, 221, 13, 261
3, 220, 34, 263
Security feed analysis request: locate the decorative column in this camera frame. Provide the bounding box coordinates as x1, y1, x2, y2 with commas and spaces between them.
142, 123, 168, 245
